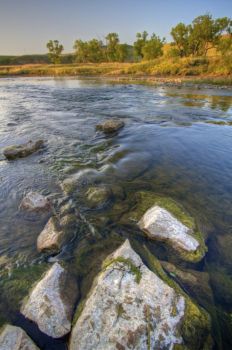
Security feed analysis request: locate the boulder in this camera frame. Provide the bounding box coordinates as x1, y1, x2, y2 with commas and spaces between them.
139, 205, 199, 251
85, 186, 112, 209
3, 140, 44, 160
96, 119, 125, 134
37, 217, 65, 253
123, 191, 206, 262
70, 240, 211, 350
0, 324, 39, 350
21, 263, 78, 338
19, 192, 51, 212
61, 168, 99, 194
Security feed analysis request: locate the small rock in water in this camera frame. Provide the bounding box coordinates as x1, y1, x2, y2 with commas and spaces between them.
0, 324, 39, 350
19, 191, 51, 212
70, 240, 211, 350
21, 262, 78, 338
96, 119, 125, 133
85, 186, 112, 208
61, 168, 99, 194
37, 217, 65, 253
3, 139, 44, 160
139, 205, 199, 251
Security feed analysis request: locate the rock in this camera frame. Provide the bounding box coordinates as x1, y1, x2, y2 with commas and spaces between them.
96, 119, 125, 134
3, 140, 44, 160
123, 191, 207, 262
161, 261, 214, 307
139, 205, 199, 250
0, 324, 39, 350
85, 186, 112, 209
61, 168, 99, 194
19, 192, 51, 212
70, 240, 211, 350
37, 217, 66, 253
21, 263, 78, 338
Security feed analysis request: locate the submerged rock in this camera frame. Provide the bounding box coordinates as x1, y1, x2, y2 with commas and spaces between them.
61, 168, 99, 194
37, 217, 66, 253
21, 263, 78, 338
85, 186, 112, 209
124, 191, 207, 262
0, 324, 39, 350
3, 140, 44, 160
19, 191, 51, 212
70, 240, 211, 350
96, 119, 125, 134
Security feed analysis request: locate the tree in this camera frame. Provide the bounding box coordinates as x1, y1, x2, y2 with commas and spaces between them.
105, 33, 120, 61
74, 39, 105, 63
170, 23, 190, 57
116, 44, 129, 62
142, 34, 164, 60
46, 40, 64, 64
133, 31, 148, 59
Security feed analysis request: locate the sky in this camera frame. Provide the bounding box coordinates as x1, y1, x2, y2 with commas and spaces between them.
0, 0, 232, 55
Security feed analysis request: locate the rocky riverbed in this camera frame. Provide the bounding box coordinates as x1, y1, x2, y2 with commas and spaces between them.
0, 78, 232, 349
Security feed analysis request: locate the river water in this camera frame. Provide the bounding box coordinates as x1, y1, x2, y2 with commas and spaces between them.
0, 77, 232, 349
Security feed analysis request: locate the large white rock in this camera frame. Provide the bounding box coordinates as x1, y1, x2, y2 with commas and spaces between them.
19, 192, 51, 212
0, 324, 39, 350
70, 240, 186, 350
21, 263, 78, 338
37, 218, 64, 253
139, 205, 199, 252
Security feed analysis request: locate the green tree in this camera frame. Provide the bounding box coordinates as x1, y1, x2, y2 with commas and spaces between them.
170, 23, 190, 57
73, 40, 89, 62
73, 39, 105, 63
142, 34, 164, 60
46, 40, 64, 64
116, 44, 129, 62
133, 31, 148, 59
105, 33, 119, 61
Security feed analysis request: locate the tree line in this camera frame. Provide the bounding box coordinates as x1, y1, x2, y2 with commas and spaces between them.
46, 14, 232, 64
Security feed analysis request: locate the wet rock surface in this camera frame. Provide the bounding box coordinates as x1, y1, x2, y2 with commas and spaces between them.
70, 240, 211, 350
0, 324, 39, 350
21, 263, 78, 338
3, 140, 44, 160
96, 119, 125, 133
37, 217, 66, 253
85, 186, 112, 208
139, 205, 199, 251
19, 191, 51, 212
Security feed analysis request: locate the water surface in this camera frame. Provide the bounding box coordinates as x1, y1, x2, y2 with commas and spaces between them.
0, 78, 232, 349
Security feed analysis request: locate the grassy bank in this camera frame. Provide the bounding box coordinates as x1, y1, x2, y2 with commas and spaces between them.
0, 56, 231, 86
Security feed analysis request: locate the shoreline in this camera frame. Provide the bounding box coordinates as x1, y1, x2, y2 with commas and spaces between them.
0, 72, 232, 88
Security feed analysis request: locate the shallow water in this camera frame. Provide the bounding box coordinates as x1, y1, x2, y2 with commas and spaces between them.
0, 77, 232, 349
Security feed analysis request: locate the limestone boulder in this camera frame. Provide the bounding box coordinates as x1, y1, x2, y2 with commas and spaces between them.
3, 140, 44, 160
19, 192, 51, 212
96, 119, 125, 134
21, 263, 78, 338
0, 324, 39, 350
70, 240, 211, 350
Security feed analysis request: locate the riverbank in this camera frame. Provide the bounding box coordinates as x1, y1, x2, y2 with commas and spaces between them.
0, 56, 231, 86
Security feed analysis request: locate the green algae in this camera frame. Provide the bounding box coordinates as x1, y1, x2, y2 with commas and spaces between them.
0, 263, 47, 326
102, 256, 142, 284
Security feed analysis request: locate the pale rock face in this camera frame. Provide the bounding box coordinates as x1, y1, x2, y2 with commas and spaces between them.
37, 218, 64, 253
0, 324, 39, 350
70, 240, 185, 350
139, 205, 199, 252
21, 263, 78, 338
19, 192, 51, 212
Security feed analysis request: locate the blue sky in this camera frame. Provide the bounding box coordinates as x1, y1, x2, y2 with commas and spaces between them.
0, 0, 231, 55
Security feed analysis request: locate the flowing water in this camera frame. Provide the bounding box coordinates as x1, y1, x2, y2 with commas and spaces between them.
0, 77, 232, 349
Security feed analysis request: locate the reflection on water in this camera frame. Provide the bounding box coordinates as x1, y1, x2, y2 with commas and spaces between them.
0, 78, 232, 349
